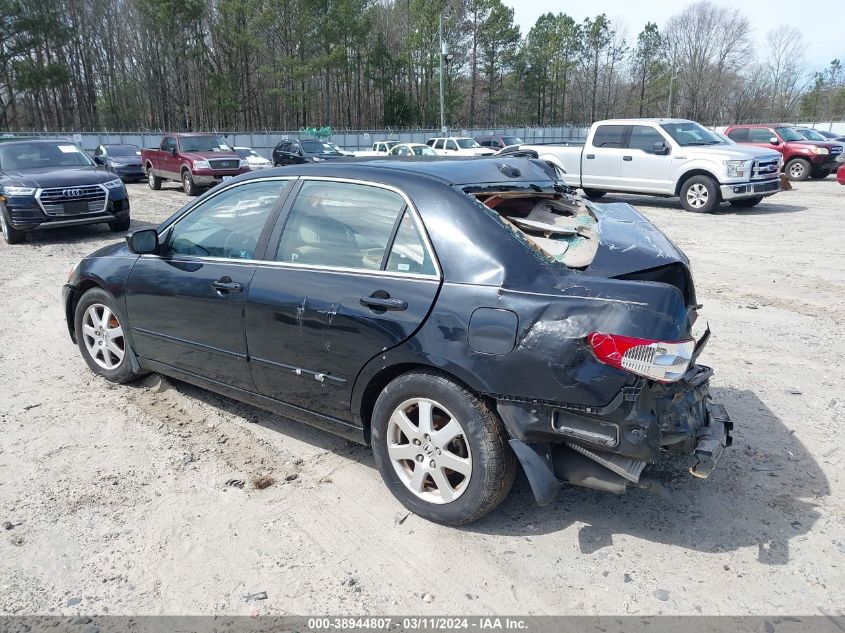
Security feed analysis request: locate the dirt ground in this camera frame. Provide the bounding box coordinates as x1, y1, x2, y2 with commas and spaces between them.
0, 177, 843, 617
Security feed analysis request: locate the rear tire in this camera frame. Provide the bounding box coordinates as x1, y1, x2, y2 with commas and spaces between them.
371, 371, 516, 525
182, 169, 199, 196
729, 196, 763, 208
582, 189, 606, 199
74, 288, 141, 384
0, 210, 26, 244
785, 158, 811, 181
679, 175, 719, 213
108, 215, 131, 232
147, 167, 162, 190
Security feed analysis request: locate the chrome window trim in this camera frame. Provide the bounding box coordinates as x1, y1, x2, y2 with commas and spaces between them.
285, 175, 441, 279
152, 175, 442, 281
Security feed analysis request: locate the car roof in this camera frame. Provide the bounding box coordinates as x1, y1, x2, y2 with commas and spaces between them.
239, 157, 557, 187
598, 118, 692, 125
0, 137, 74, 146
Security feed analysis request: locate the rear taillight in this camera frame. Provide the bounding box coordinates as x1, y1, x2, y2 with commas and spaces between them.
587, 332, 694, 383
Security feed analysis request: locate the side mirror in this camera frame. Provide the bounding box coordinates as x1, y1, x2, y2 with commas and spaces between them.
171, 147, 177, 156
769, 137, 780, 145
652, 141, 670, 155
126, 229, 159, 254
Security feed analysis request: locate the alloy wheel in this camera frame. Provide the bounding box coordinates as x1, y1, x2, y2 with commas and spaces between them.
82, 303, 125, 370
686, 183, 709, 208
0, 214, 8, 239
183, 173, 191, 193
789, 162, 806, 179
148, 171, 155, 187
386, 398, 473, 504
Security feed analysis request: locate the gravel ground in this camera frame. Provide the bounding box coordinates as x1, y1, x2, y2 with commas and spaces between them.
0, 177, 843, 616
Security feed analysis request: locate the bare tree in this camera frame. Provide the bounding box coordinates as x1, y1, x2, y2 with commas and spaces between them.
763, 26, 807, 121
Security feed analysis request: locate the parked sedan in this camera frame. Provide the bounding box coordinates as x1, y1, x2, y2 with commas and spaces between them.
64, 159, 730, 525
235, 147, 273, 170
838, 163, 845, 185
388, 143, 437, 156
93, 144, 145, 182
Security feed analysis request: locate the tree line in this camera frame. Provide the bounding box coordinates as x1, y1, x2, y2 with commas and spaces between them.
1, 0, 843, 132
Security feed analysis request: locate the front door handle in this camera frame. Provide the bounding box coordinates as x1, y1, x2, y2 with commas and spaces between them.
212, 276, 243, 294
623, 155, 632, 161
360, 294, 408, 311
585, 154, 595, 159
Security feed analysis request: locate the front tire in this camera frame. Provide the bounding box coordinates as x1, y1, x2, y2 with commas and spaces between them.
729, 196, 763, 208
785, 158, 811, 181
680, 175, 719, 213
182, 170, 199, 196
371, 371, 516, 525
74, 288, 140, 384
0, 210, 26, 244
108, 215, 131, 232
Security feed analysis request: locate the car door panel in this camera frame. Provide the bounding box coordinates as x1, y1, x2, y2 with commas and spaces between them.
126, 258, 256, 389
124, 178, 294, 390
581, 125, 626, 190
619, 125, 673, 193
246, 267, 439, 421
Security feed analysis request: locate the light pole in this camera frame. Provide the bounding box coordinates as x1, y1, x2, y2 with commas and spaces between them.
439, 12, 446, 134
667, 43, 676, 118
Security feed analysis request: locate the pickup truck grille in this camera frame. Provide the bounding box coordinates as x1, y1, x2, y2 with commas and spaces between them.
209, 159, 239, 170
830, 145, 842, 157
36, 185, 108, 216
751, 157, 780, 179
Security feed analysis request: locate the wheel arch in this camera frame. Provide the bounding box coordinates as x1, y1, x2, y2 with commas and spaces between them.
355, 361, 492, 445
674, 169, 719, 196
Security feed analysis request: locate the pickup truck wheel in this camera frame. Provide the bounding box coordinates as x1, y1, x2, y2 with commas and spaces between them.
371, 371, 516, 525
0, 210, 26, 244
582, 189, 606, 199
74, 288, 141, 384
785, 158, 811, 181
147, 168, 161, 190
182, 170, 199, 196
729, 196, 763, 208
680, 175, 719, 213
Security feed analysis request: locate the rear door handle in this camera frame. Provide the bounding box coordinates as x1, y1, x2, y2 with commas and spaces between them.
623, 155, 632, 161
360, 295, 408, 311
212, 277, 243, 294
585, 154, 595, 159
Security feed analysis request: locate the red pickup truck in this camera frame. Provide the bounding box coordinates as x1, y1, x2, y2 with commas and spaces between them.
724, 124, 844, 181
141, 133, 250, 196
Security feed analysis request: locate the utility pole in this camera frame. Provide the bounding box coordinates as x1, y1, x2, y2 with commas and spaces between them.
667, 44, 676, 118
439, 12, 446, 134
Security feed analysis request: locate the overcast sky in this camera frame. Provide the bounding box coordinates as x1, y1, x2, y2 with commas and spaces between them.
502, 0, 845, 72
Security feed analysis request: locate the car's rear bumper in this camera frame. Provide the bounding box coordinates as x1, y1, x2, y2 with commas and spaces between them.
496, 364, 733, 504
720, 178, 780, 200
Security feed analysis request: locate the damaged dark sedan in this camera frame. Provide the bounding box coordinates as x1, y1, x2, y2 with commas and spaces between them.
63, 158, 732, 525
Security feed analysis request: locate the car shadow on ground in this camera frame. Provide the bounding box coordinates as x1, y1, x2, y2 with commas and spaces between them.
464, 387, 828, 565
140, 377, 827, 565
594, 193, 806, 215
22, 219, 158, 246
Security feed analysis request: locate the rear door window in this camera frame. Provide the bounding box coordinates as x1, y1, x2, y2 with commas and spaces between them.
592, 125, 626, 148
275, 180, 407, 270
434, 139, 445, 150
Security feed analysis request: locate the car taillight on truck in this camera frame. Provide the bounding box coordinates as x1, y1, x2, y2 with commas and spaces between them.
587, 332, 694, 383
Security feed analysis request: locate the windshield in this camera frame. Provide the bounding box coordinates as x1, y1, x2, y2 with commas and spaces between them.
775, 127, 805, 142
797, 128, 826, 141
301, 140, 339, 154
501, 137, 523, 146
0, 141, 94, 170
660, 122, 724, 146
457, 138, 482, 149
180, 135, 233, 152
106, 144, 140, 157
413, 146, 436, 156
236, 148, 260, 159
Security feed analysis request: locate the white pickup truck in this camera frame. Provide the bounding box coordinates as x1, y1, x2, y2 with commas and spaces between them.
511, 118, 782, 212
353, 140, 400, 157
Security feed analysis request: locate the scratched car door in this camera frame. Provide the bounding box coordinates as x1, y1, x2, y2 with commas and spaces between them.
244, 178, 441, 423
